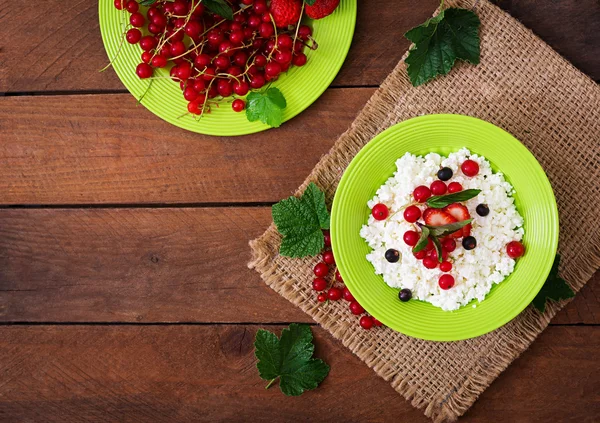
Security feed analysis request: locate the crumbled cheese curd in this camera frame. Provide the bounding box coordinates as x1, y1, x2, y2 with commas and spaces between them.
360, 148, 524, 311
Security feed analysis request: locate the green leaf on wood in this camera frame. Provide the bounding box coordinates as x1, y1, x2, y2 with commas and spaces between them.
255, 323, 330, 396
404, 7, 481, 87
531, 254, 575, 313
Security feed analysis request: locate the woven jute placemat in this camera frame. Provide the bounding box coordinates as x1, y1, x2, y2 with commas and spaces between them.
248, 0, 600, 421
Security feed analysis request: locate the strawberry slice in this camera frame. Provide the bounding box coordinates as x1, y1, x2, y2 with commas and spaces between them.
423, 209, 457, 227
443, 203, 471, 238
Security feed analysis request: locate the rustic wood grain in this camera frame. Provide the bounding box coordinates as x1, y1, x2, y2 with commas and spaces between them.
492, 0, 600, 81
0, 89, 372, 205
1, 208, 597, 324
0, 325, 597, 422
0, 0, 438, 93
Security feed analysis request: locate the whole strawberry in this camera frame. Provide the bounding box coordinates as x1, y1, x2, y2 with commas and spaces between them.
270, 0, 302, 28
305, 0, 340, 19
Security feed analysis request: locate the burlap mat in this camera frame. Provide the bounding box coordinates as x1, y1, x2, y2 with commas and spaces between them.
248, 0, 600, 421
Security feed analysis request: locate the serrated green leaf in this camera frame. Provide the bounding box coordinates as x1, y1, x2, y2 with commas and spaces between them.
426, 189, 481, 208
412, 226, 430, 253
272, 182, 330, 258
531, 255, 575, 313
254, 324, 330, 396
203, 0, 234, 20
405, 8, 480, 86
246, 87, 287, 127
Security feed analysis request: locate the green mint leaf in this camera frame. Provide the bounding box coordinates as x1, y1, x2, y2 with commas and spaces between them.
412, 226, 430, 253
426, 189, 481, 208
272, 182, 330, 258
405, 8, 480, 87
431, 237, 443, 263
425, 218, 472, 238
304, 0, 317, 5
246, 87, 287, 127
254, 324, 330, 396
139, 0, 157, 5
531, 255, 575, 313
203, 0, 234, 20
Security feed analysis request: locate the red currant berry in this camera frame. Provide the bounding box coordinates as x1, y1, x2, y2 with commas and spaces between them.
317, 293, 327, 303
342, 287, 354, 302
183, 87, 198, 101
413, 185, 432, 202
201, 67, 216, 81
187, 101, 202, 115
248, 14, 261, 28
323, 230, 331, 247
313, 262, 329, 277
506, 241, 525, 259
413, 250, 427, 259
461, 160, 480, 177
349, 300, 364, 315
425, 239, 435, 251
170, 40, 186, 57
403, 205, 421, 223
430, 180, 447, 196
129, 12, 145, 27
335, 269, 343, 283
233, 51, 248, 67
151, 55, 168, 68
259, 22, 274, 38
141, 51, 152, 64
125, 28, 142, 44
371, 203, 389, 220
423, 257, 438, 269
403, 230, 420, 246
233, 81, 249, 96
151, 13, 167, 28
359, 316, 374, 330
441, 238, 456, 252
372, 318, 383, 327
312, 277, 327, 292
327, 287, 343, 301
185, 20, 203, 39
125, 0, 139, 12
439, 274, 455, 290
265, 62, 282, 77
114, 0, 124, 10
139, 35, 157, 51
253, 0, 267, 14
217, 79, 233, 97
232, 99, 245, 112
194, 53, 212, 69
229, 30, 244, 45
447, 182, 463, 193
440, 261, 453, 272
136, 63, 153, 79
214, 55, 230, 70
298, 25, 312, 40
275, 50, 293, 65
255, 54, 268, 67
322, 250, 335, 265
177, 63, 192, 80
192, 79, 206, 92
292, 53, 307, 67
249, 73, 266, 89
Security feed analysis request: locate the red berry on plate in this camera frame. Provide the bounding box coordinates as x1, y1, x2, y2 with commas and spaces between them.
130, 12, 145, 27
183, 86, 198, 101
136, 63, 153, 79
114, 0, 124, 10
342, 287, 354, 302
413, 250, 427, 260
447, 182, 463, 193
371, 203, 389, 220
323, 230, 331, 247
152, 55, 168, 68
126, 28, 142, 44
233, 81, 250, 96
440, 261, 453, 272
403, 230, 420, 246
187, 101, 202, 115
413, 185, 432, 202
349, 300, 364, 315
125, 0, 139, 13
425, 238, 435, 251
322, 250, 335, 265
439, 274, 455, 290
403, 205, 421, 223
430, 180, 447, 196
185, 20, 203, 39
317, 293, 327, 303
359, 316, 374, 330
335, 269, 343, 283
298, 25, 312, 40
327, 287, 343, 301
139, 35, 157, 52
461, 160, 479, 177
372, 318, 383, 327
441, 238, 456, 252
232, 99, 245, 112
423, 257, 438, 269
312, 277, 327, 291
292, 53, 307, 67
506, 241, 525, 259
313, 262, 329, 277
428, 248, 448, 262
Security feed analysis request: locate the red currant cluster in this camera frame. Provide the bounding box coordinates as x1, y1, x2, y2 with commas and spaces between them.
113, 0, 313, 116
312, 230, 383, 330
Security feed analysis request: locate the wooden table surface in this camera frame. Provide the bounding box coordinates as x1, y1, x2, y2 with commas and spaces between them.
1, 0, 599, 421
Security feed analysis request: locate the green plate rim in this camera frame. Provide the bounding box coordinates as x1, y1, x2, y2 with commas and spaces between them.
331, 114, 559, 341
98, 0, 357, 136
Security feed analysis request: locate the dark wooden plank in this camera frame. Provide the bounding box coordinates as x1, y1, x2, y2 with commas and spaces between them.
0, 325, 597, 422
0, 88, 372, 205
492, 0, 600, 81
1, 208, 597, 324
0, 0, 438, 93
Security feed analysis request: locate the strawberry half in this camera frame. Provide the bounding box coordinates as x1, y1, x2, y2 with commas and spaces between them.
305, 0, 340, 20
270, 0, 302, 28
443, 203, 471, 238
423, 209, 457, 227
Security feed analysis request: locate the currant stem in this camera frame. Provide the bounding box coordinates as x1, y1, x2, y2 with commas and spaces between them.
265, 378, 277, 390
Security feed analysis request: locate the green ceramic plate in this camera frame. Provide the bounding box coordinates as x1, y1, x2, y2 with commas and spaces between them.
98, 1, 356, 136
331, 114, 559, 341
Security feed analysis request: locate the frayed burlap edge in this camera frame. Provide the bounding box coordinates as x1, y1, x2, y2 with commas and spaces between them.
248, 0, 600, 421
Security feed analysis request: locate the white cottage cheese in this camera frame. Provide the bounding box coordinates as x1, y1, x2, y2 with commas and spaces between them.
359, 148, 524, 311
